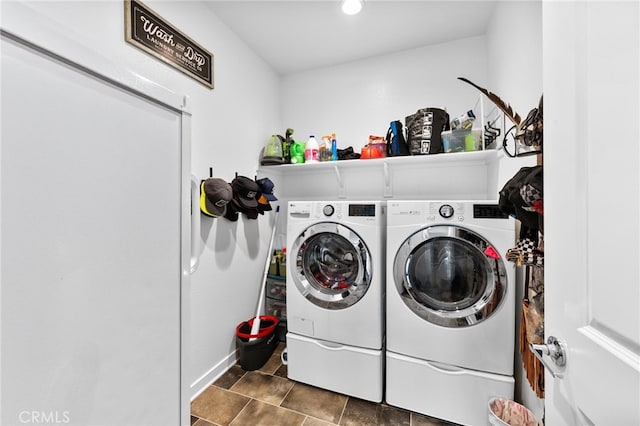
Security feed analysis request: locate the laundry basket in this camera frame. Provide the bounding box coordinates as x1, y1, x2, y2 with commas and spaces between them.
235, 315, 279, 371
488, 397, 543, 426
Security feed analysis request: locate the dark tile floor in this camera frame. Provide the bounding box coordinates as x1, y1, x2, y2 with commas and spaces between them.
191, 343, 457, 426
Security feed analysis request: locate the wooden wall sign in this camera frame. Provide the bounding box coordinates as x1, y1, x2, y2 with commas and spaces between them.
125, 0, 214, 89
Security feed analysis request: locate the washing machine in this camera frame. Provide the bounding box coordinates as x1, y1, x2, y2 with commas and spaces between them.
385, 200, 516, 426
286, 201, 385, 402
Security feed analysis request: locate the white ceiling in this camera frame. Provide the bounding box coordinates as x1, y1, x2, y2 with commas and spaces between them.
204, 1, 498, 75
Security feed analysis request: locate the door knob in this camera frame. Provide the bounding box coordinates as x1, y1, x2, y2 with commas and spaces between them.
529, 335, 567, 378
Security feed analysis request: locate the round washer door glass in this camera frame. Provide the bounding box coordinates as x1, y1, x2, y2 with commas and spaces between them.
394, 224, 507, 327
291, 222, 372, 310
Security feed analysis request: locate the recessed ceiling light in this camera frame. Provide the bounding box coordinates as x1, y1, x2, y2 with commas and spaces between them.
341, 0, 363, 15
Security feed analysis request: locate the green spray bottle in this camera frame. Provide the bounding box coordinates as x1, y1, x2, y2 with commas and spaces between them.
283, 128, 294, 164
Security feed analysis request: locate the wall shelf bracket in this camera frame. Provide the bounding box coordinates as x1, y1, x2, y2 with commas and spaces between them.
383, 162, 392, 198
334, 165, 346, 199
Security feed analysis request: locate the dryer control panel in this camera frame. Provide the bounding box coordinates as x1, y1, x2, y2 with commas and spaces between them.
420, 202, 508, 222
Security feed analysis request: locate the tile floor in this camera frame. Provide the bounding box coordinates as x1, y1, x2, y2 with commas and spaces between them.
191, 343, 459, 426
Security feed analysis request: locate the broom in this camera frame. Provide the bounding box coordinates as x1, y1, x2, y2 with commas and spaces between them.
519, 267, 545, 398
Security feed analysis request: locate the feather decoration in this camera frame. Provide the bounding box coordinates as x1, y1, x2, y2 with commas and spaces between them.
457, 77, 522, 128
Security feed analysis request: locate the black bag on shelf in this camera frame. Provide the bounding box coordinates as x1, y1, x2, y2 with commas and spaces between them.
405, 107, 450, 155
385, 120, 410, 156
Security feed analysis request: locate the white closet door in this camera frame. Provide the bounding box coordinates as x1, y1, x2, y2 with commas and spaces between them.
543, 1, 639, 425
1, 33, 184, 426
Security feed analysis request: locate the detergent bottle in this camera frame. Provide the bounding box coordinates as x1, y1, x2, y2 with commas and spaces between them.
321, 135, 332, 161
331, 133, 338, 161
318, 137, 327, 162
304, 135, 319, 163
290, 141, 305, 164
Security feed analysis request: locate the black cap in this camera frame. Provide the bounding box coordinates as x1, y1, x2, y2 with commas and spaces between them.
224, 201, 239, 222
231, 176, 259, 209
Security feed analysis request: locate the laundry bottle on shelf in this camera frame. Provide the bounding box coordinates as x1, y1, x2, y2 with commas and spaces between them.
318, 136, 327, 162
290, 141, 305, 164
331, 133, 338, 161
304, 135, 320, 163
321, 135, 332, 161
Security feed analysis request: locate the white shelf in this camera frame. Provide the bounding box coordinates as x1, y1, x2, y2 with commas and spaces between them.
257, 96, 504, 202
258, 149, 500, 202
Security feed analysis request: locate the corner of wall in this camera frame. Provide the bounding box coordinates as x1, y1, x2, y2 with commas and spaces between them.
486, 1, 544, 419
190, 350, 238, 401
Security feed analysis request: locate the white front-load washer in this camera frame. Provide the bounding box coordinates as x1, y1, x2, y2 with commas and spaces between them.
286, 201, 385, 402
385, 200, 516, 425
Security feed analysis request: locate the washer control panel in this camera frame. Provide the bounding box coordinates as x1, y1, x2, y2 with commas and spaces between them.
428, 202, 465, 222
289, 202, 381, 222
321, 203, 376, 218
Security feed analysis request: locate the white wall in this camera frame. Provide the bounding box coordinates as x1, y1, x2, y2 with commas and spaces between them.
7, 0, 282, 399
486, 0, 542, 189
281, 36, 488, 152
486, 0, 544, 420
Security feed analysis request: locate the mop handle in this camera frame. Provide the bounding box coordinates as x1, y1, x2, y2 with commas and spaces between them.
249, 206, 280, 339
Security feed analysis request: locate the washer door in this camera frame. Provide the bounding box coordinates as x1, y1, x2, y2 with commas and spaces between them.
393, 224, 507, 327
291, 222, 372, 310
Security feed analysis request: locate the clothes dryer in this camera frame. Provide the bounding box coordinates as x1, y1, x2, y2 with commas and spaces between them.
385, 200, 516, 425
286, 201, 385, 402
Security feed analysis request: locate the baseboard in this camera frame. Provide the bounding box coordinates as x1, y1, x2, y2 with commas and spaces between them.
190, 350, 238, 401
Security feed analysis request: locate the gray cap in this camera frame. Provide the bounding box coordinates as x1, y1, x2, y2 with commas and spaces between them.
200, 178, 233, 217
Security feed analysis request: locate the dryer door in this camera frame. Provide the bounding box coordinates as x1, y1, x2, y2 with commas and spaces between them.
291, 222, 372, 310
393, 224, 507, 327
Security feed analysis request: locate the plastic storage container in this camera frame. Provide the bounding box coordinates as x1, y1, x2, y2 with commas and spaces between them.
441, 129, 482, 153
267, 276, 286, 299
265, 297, 287, 320
265, 274, 286, 341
